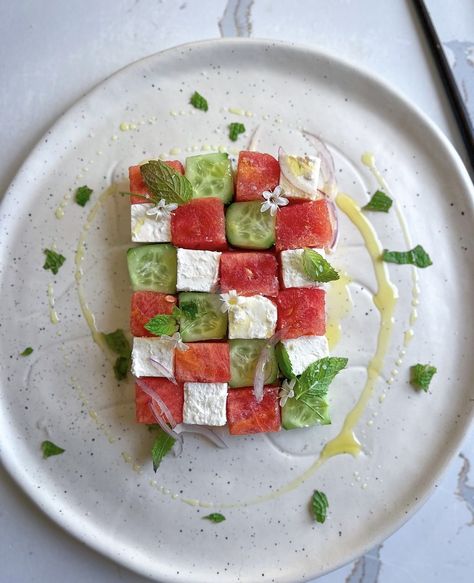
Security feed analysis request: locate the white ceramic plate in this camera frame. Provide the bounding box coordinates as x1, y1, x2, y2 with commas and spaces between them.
0, 39, 473, 583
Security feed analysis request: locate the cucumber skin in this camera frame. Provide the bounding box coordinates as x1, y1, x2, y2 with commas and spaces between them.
226, 201, 276, 249
127, 244, 177, 293
185, 153, 234, 204
178, 292, 227, 342
229, 339, 279, 388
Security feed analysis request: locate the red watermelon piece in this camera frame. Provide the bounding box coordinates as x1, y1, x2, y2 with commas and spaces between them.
235, 151, 280, 202
171, 198, 226, 251
275, 200, 334, 251
175, 342, 231, 382
135, 378, 184, 424
129, 160, 185, 204
130, 292, 177, 337
277, 288, 326, 339
226, 386, 281, 435
220, 251, 279, 297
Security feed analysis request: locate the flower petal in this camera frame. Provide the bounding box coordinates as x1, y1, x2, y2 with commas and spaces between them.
261, 201, 272, 213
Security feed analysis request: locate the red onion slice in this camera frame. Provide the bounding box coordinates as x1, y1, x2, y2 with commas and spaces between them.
327, 199, 339, 251
302, 130, 337, 199
278, 147, 320, 200
149, 357, 177, 384
253, 330, 286, 403
176, 424, 228, 449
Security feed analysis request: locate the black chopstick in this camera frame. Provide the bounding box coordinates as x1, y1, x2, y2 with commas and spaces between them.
412, 0, 474, 171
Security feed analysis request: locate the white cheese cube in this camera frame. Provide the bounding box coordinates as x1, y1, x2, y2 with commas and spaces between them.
183, 382, 227, 426
176, 248, 221, 292
281, 335, 329, 376
228, 295, 277, 339
280, 248, 326, 288
131, 337, 174, 378
279, 153, 321, 201
131, 203, 172, 243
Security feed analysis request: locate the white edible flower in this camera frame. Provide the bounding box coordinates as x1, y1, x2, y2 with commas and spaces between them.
260, 185, 289, 216
219, 290, 240, 313
279, 378, 296, 407
161, 332, 188, 351
145, 199, 178, 219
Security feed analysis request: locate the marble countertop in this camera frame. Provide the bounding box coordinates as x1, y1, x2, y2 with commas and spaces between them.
1, 1, 473, 582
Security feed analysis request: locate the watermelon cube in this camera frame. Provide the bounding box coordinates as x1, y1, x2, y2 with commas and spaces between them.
226, 386, 281, 435
175, 342, 231, 382
171, 198, 227, 251
235, 151, 280, 202
130, 291, 177, 337
220, 252, 279, 297
129, 160, 184, 204
135, 378, 184, 424
275, 200, 334, 251
277, 288, 326, 339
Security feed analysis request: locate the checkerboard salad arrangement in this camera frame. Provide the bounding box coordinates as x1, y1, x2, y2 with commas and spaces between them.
127, 149, 348, 465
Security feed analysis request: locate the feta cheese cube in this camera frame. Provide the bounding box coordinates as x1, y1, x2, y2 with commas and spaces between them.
228, 295, 277, 339
279, 153, 321, 201
131, 337, 175, 378
281, 335, 329, 376
176, 248, 221, 292
280, 248, 326, 288
131, 203, 172, 243
183, 382, 227, 426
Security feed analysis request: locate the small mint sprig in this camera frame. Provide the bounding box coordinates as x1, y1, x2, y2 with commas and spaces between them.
151, 428, 176, 472
43, 249, 66, 275
139, 160, 193, 206
363, 190, 392, 212
382, 245, 432, 268
410, 363, 437, 391
302, 249, 340, 283
311, 490, 329, 523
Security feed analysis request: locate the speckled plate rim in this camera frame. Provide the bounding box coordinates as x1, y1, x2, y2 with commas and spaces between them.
0, 37, 473, 583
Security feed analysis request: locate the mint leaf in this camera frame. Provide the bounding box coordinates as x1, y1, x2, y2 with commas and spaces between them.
203, 513, 226, 523
229, 122, 245, 141
363, 190, 392, 212
103, 329, 130, 356
114, 355, 130, 380
144, 314, 178, 336
41, 440, 65, 459
302, 249, 340, 283
295, 356, 348, 401
275, 343, 295, 379
151, 428, 175, 472
20, 347, 33, 357
140, 160, 192, 205
75, 185, 93, 207
311, 490, 328, 523
410, 363, 437, 392
43, 249, 66, 275
382, 245, 432, 268
190, 91, 208, 111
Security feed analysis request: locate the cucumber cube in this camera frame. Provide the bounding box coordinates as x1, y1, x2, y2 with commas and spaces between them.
185, 153, 234, 204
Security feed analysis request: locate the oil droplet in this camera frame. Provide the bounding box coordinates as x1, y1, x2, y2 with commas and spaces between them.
169, 147, 181, 155
404, 329, 414, 345
47, 283, 59, 324
228, 107, 245, 115
326, 272, 353, 349
119, 122, 129, 131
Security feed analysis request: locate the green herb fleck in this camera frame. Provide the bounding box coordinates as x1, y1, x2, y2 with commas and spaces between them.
151, 428, 176, 472
362, 190, 392, 212
311, 490, 328, 523
302, 249, 340, 283
20, 347, 33, 357
144, 314, 179, 336
41, 440, 65, 459
103, 329, 130, 355
382, 245, 432, 268
140, 160, 192, 205
114, 355, 130, 380
229, 122, 245, 141
190, 91, 208, 111
410, 363, 437, 392
43, 249, 66, 275
203, 513, 226, 523
102, 329, 131, 381
75, 185, 93, 207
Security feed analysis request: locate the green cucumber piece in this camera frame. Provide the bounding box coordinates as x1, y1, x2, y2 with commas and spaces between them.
179, 292, 227, 341
229, 339, 278, 388
127, 244, 177, 293
226, 201, 276, 249
275, 343, 295, 379
185, 153, 234, 204
281, 396, 331, 430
